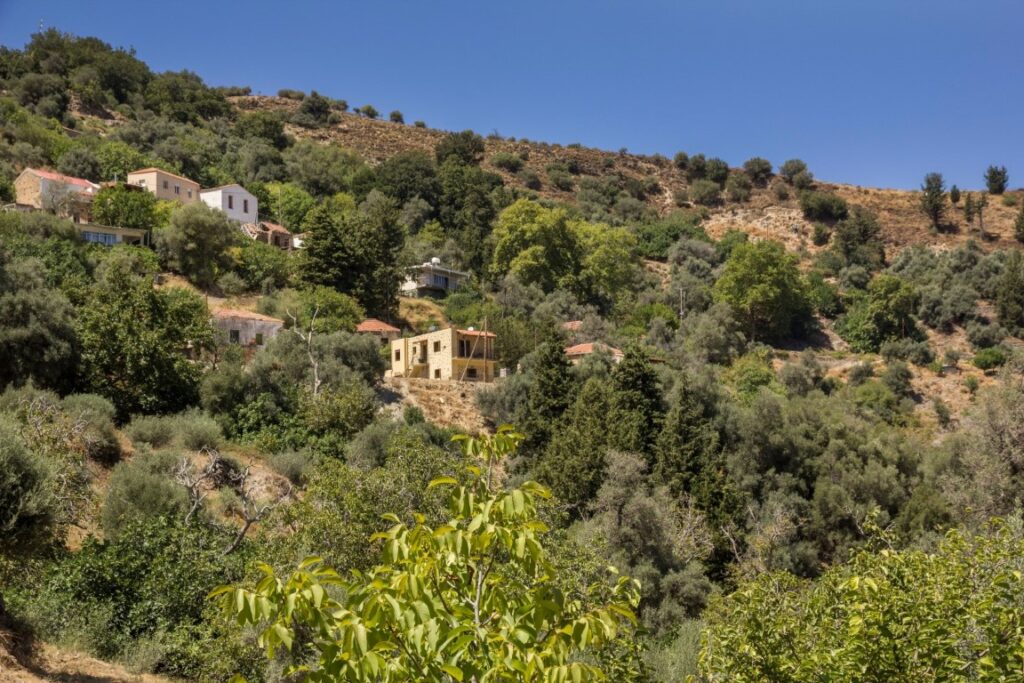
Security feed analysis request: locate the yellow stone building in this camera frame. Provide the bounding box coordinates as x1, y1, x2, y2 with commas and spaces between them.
390, 327, 496, 381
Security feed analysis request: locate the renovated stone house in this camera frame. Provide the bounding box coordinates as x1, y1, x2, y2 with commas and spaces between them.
127, 167, 200, 204
390, 327, 496, 381
14, 168, 99, 221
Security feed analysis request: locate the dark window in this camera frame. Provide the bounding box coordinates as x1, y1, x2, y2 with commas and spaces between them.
174, 185, 180, 195
229, 329, 240, 344
243, 198, 249, 213
467, 368, 478, 379
163, 180, 169, 189
255, 332, 264, 346
434, 369, 441, 379
394, 350, 401, 361
228, 195, 234, 210
433, 341, 441, 352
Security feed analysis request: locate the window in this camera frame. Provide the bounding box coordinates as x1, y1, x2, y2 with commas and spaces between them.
433, 341, 441, 353
228, 195, 234, 210
394, 350, 401, 361
187, 189, 192, 198
174, 185, 180, 195
243, 199, 249, 213
467, 368, 478, 379
138, 179, 147, 187
229, 329, 240, 344
81, 230, 118, 246
255, 332, 264, 346
163, 180, 169, 189
458, 340, 470, 357
434, 369, 441, 379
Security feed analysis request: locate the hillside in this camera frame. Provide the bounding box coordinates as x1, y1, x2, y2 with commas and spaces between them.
232, 95, 1023, 253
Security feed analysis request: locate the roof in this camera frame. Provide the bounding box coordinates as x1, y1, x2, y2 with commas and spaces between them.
459, 329, 496, 338
260, 221, 291, 235
212, 308, 284, 323
562, 320, 583, 331
357, 318, 400, 333
127, 167, 199, 185
564, 342, 623, 357
23, 168, 98, 190
201, 183, 254, 194
409, 261, 469, 277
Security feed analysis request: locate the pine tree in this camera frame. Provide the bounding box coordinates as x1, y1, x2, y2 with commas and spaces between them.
996, 250, 1024, 333
536, 378, 614, 516
984, 165, 1009, 195
517, 342, 575, 459
654, 379, 721, 502
1015, 202, 1024, 243
608, 346, 664, 456
949, 185, 960, 205
976, 192, 989, 235
963, 192, 975, 226
920, 172, 946, 230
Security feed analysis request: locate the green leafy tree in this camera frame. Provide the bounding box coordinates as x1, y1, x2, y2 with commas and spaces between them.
143, 69, 230, 123
215, 428, 643, 683
234, 110, 289, 149
742, 157, 773, 187
436, 157, 503, 271
374, 150, 440, 207
963, 192, 976, 225
435, 130, 486, 166
713, 240, 812, 343
78, 264, 213, 419
157, 201, 239, 288
835, 274, 919, 352
92, 183, 158, 228
699, 522, 1024, 681
779, 159, 809, 184
491, 199, 582, 293
920, 172, 946, 230
295, 90, 332, 127
984, 164, 1009, 194
271, 182, 316, 230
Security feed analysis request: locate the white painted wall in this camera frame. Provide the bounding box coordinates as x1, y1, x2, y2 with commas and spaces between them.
200, 185, 258, 223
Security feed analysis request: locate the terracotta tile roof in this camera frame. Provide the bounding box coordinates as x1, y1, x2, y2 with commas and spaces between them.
459, 329, 496, 338
357, 318, 400, 333
213, 308, 284, 323
127, 167, 199, 185
564, 342, 623, 357
259, 221, 291, 235
26, 168, 98, 190
562, 320, 583, 331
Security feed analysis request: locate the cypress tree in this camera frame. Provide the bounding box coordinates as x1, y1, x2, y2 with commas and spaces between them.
517, 341, 575, 458
654, 379, 720, 503
920, 172, 946, 230
949, 185, 960, 205
608, 346, 663, 456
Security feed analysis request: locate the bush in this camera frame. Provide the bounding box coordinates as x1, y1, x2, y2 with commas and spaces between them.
101, 450, 187, 537
547, 168, 574, 191
880, 338, 934, 366
0, 416, 55, 550
357, 104, 379, 119
490, 152, 524, 172
267, 450, 315, 484
972, 346, 1007, 370
725, 173, 752, 203
881, 360, 913, 397
688, 179, 721, 206
413, 120, 426, 128
705, 158, 730, 186
743, 157, 773, 186
518, 168, 541, 190
389, 110, 404, 123
126, 414, 176, 448
847, 361, 874, 386
216, 271, 247, 297
779, 158, 810, 184
277, 89, 305, 100
771, 180, 790, 201
984, 165, 1008, 194
174, 409, 222, 451
61, 393, 121, 464
965, 321, 1006, 349
799, 190, 849, 222
812, 223, 831, 246
791, 170, 814, 190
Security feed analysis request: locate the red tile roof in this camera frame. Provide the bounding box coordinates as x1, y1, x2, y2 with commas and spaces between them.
26, 168, 98, 190
459, 329, 496, 338
564, 342, 623, 358
213, 308, 284, 323
357, 318, 400, 333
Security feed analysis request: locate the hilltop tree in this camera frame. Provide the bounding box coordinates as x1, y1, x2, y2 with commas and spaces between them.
949, 184, 960, 205
963, 192, 976, 226
743, 157, 773, 186
984, 165, 1008, 194
713, 240, 813, 343
673, 151, 689, 171
294, 90, 331, 127
920, 172, 946, 230
436, 130, 486, 166
779, 158, 809, 184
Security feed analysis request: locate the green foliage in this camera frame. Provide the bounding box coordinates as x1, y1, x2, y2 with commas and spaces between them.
831, 207, 884, 269
126, 414, 176, 448
713, 240, 813, 343
92, 183, 158, 229
699, 523, 1024, 681
517, 342, 576, 458
374, 150, 440, 207
742, 157, 773, 186
357, 104, 379, 119
725, 173, 752, 203
984, 164, 1009, 194
234, 110, 289, 149
1015, 201, 1024, 243
972, 347, 1007, 370
779, 159, 810, 184
920, 172, 946, 229
687, 179, 721, 206
491, 151, 524, 172
634, 212, 708, 260
294, 90, 332, 127
0, 416, 55, 551
144, 70, 230, 124
284, 140, 368, 198
435, 130, 486, 166
102, 450, 188, 537
995, 249, 1024, 333
835, 275, 920, 353
156, 202, 239, 288
949, 184, 961, 204
799, 190, 849, 222
229, 238, 291, 292
217, 428, 643, 682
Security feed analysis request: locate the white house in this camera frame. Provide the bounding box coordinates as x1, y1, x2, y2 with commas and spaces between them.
200, 184, 258, 223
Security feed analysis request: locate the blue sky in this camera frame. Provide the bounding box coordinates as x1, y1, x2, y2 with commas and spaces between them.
1, 0, 1021, 190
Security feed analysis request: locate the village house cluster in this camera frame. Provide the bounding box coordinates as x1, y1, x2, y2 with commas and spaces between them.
5, 166, 623, 381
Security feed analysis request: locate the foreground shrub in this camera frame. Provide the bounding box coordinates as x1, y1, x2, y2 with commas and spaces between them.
699, 522, 1024, 681
101, 450, 187, 537
126, 414, 176, 448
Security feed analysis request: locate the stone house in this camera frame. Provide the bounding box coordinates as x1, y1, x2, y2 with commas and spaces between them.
390, 327, 496, 381
127, 167, 200, 204
241, 220, 292, 250
212, 308, 283, 348
14, 168, 99, 221
200, 184, 258, 223
564, 342, 624, 365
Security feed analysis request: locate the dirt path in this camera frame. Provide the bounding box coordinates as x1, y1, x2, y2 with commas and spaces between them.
1, 632, 168, 683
